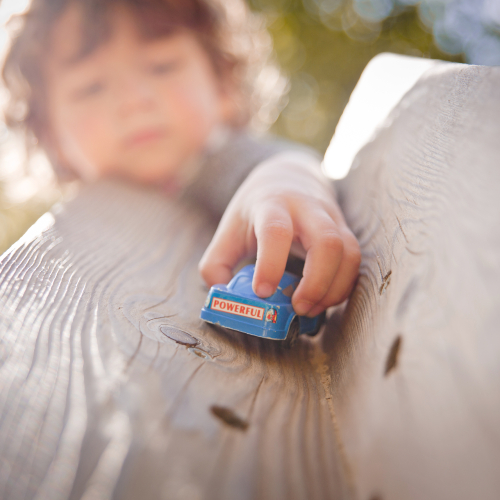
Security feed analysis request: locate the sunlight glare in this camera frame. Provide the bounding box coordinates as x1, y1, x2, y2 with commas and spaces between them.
323, 53, 436, 180
0, 0, 31, 62
0, 0, 30, 24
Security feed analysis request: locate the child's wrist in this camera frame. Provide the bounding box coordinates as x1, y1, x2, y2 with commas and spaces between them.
249, 150, 332, 194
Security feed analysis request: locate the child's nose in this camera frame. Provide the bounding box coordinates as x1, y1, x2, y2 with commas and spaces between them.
116, 75, 155, 116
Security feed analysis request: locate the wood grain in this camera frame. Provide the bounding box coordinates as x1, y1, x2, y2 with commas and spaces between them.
2, 57, 500, 500
330, 62, 500, 500
0, 181, 350, 500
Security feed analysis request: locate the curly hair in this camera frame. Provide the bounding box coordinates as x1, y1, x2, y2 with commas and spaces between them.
2, 0, 282, 154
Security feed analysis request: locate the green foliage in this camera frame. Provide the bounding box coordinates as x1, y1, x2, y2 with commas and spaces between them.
249, 1, 463, 152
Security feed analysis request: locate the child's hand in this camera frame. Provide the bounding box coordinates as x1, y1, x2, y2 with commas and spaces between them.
198, 152, 361, 317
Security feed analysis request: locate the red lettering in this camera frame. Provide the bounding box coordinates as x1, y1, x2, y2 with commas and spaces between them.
211, 298, 264, 320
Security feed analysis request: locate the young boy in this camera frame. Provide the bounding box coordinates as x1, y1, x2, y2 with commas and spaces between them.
2, 0, 360, 319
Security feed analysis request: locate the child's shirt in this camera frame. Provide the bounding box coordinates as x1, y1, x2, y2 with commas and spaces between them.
182, 130, 322, 218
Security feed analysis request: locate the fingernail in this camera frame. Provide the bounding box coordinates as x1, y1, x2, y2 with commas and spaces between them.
294, 301, 313, 316
255, 283, 274, 298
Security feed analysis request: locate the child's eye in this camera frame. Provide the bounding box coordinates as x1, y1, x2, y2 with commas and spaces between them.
72, 82, 105, 101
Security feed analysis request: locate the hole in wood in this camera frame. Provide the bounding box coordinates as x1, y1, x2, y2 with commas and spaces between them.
188, 347, 212, 360
210, 405, 249, 431
384, 335, 402, 376
160, 325, 199, 347
379, 270, 392, 295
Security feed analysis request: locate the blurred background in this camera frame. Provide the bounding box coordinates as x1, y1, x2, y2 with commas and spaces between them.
252, 0, 499, 151
0, 0, 499, 253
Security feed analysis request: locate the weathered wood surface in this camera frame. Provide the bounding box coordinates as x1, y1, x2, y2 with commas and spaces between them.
0, 182, 350, 500
1, 57, 500, 500
331, 61, 500, 500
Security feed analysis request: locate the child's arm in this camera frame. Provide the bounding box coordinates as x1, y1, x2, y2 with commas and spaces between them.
198, 150, 361, 317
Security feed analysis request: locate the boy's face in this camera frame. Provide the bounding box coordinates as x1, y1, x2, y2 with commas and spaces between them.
45, 6, 234, 183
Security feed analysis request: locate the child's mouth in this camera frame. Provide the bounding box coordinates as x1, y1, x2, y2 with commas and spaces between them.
125, 128, 165, 147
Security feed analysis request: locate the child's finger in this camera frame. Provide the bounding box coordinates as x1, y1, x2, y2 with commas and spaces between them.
291, 208, 345, 316
305, 229, 361, 316
252, 204, 294, 298
198, 215, 250, 287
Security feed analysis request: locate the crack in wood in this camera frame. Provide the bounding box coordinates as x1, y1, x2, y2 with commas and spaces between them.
379, 270, 392, 295
313, 346, 357, 500
210, 406, 249, 431
396, 216, 409, 243
188, 347, 212, 360
384, 336, 402, 376
247, 376, 265, 420
125, 333, 143, 372
165, 364, 204, 422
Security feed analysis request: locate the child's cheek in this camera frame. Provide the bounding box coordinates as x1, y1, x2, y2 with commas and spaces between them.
167, 79, 222, 149
58, 106, 118, 177
160, 54, 225, 143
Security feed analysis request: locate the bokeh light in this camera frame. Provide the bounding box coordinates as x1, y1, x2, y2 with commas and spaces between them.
0, 0, 61, 254
248, 0, 499, 172
0, 0, 499, 252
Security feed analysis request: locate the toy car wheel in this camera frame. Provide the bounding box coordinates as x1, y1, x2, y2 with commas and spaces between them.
284, 317, 300, 348
306, 311, 326, 336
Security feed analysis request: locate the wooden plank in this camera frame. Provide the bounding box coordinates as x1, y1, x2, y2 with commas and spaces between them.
330, 61, 500, 500
0, 180, 351, 500
324, 53, 437, 180
2, 56, 500, 500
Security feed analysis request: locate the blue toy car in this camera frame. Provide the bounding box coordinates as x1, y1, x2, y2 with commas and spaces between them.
200, 264, 324, 343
